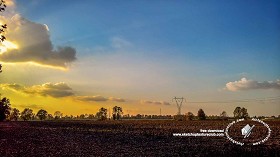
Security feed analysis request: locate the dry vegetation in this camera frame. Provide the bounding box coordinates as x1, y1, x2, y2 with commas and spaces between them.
0, 120, 279, 156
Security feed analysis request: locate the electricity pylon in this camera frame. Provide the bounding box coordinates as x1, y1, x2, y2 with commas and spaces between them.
172, 97, 186, 115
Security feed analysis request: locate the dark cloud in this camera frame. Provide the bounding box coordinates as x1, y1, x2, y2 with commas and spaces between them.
75, 95, 125, 102
109, 97, 126, 102
0, 82, 74, 98
0, 14, 77, 68
75, 96, 126, 102
1, 83, 25, 91
16, 104, 42, 110
161, 101, 171, 105
226, 78, 280, 91
36, 82, 74, 98
0, 82, 126, 102
75, 95, 108, 102
141, 100, 171, 105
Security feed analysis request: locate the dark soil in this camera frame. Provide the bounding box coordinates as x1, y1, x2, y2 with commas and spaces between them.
0, 120, 279, 157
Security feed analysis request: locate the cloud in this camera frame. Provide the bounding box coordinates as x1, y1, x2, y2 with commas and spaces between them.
141, 100, 171, 105
111, 37, 132, 49
109, 97, 126, 102
75, 95, 108, 102
161, 101, 171, 105
0, 12, 77, 68
4, 0, 15, 7
16, 104, 42, 110
0, 82, 127, 102
0, 83, 25, 91
75, 95, 126, 102
225, 78, 280, 91
0, 82, 74, 97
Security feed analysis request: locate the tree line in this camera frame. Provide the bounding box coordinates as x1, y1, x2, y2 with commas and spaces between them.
0, 101, 125, 121
184, 107, 250, 121
0, 97, 254, 122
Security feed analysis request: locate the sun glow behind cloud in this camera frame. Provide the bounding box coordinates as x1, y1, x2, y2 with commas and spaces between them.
0, 62, 68, 70
0, 40, 18, 54
0, 1, 77, 69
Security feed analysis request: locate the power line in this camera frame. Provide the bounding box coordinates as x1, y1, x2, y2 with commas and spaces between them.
187, 96, 280, 104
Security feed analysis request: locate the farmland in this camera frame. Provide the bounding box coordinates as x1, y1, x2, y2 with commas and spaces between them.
0, 120, 279, 156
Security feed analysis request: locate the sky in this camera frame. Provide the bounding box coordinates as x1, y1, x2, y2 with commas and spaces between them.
0, 0, 279, 116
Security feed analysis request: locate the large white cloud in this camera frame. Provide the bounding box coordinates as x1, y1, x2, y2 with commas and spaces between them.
225, 78, 280, 91
0, 9, 77, 68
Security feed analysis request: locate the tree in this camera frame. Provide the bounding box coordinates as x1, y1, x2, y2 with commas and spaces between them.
0, 97, 11, 121
112, 106, 123, 120
0, 0, 7, 73
0, 0, 7, 42
88, 114, 94, 119
36, 109, 48, 120
47, 114, 53, 120
233, 107, 249, 119
21, 108, 34, 121
0, 2, 9, 120
233, 107, 241, 118
96, 107, 107, 120
186, 112, 194, 120
197, 109, 206, 120
79, 114, 85, 119
240, 107, 249, 119
0, 0, 6, 12
10, 108, 20, 121
220, 111, 228, 120
54, 111, 63, 119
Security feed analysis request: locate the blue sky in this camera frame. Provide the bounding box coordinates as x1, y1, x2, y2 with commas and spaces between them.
0, 0, 279, 116
17, 0, 280, 77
